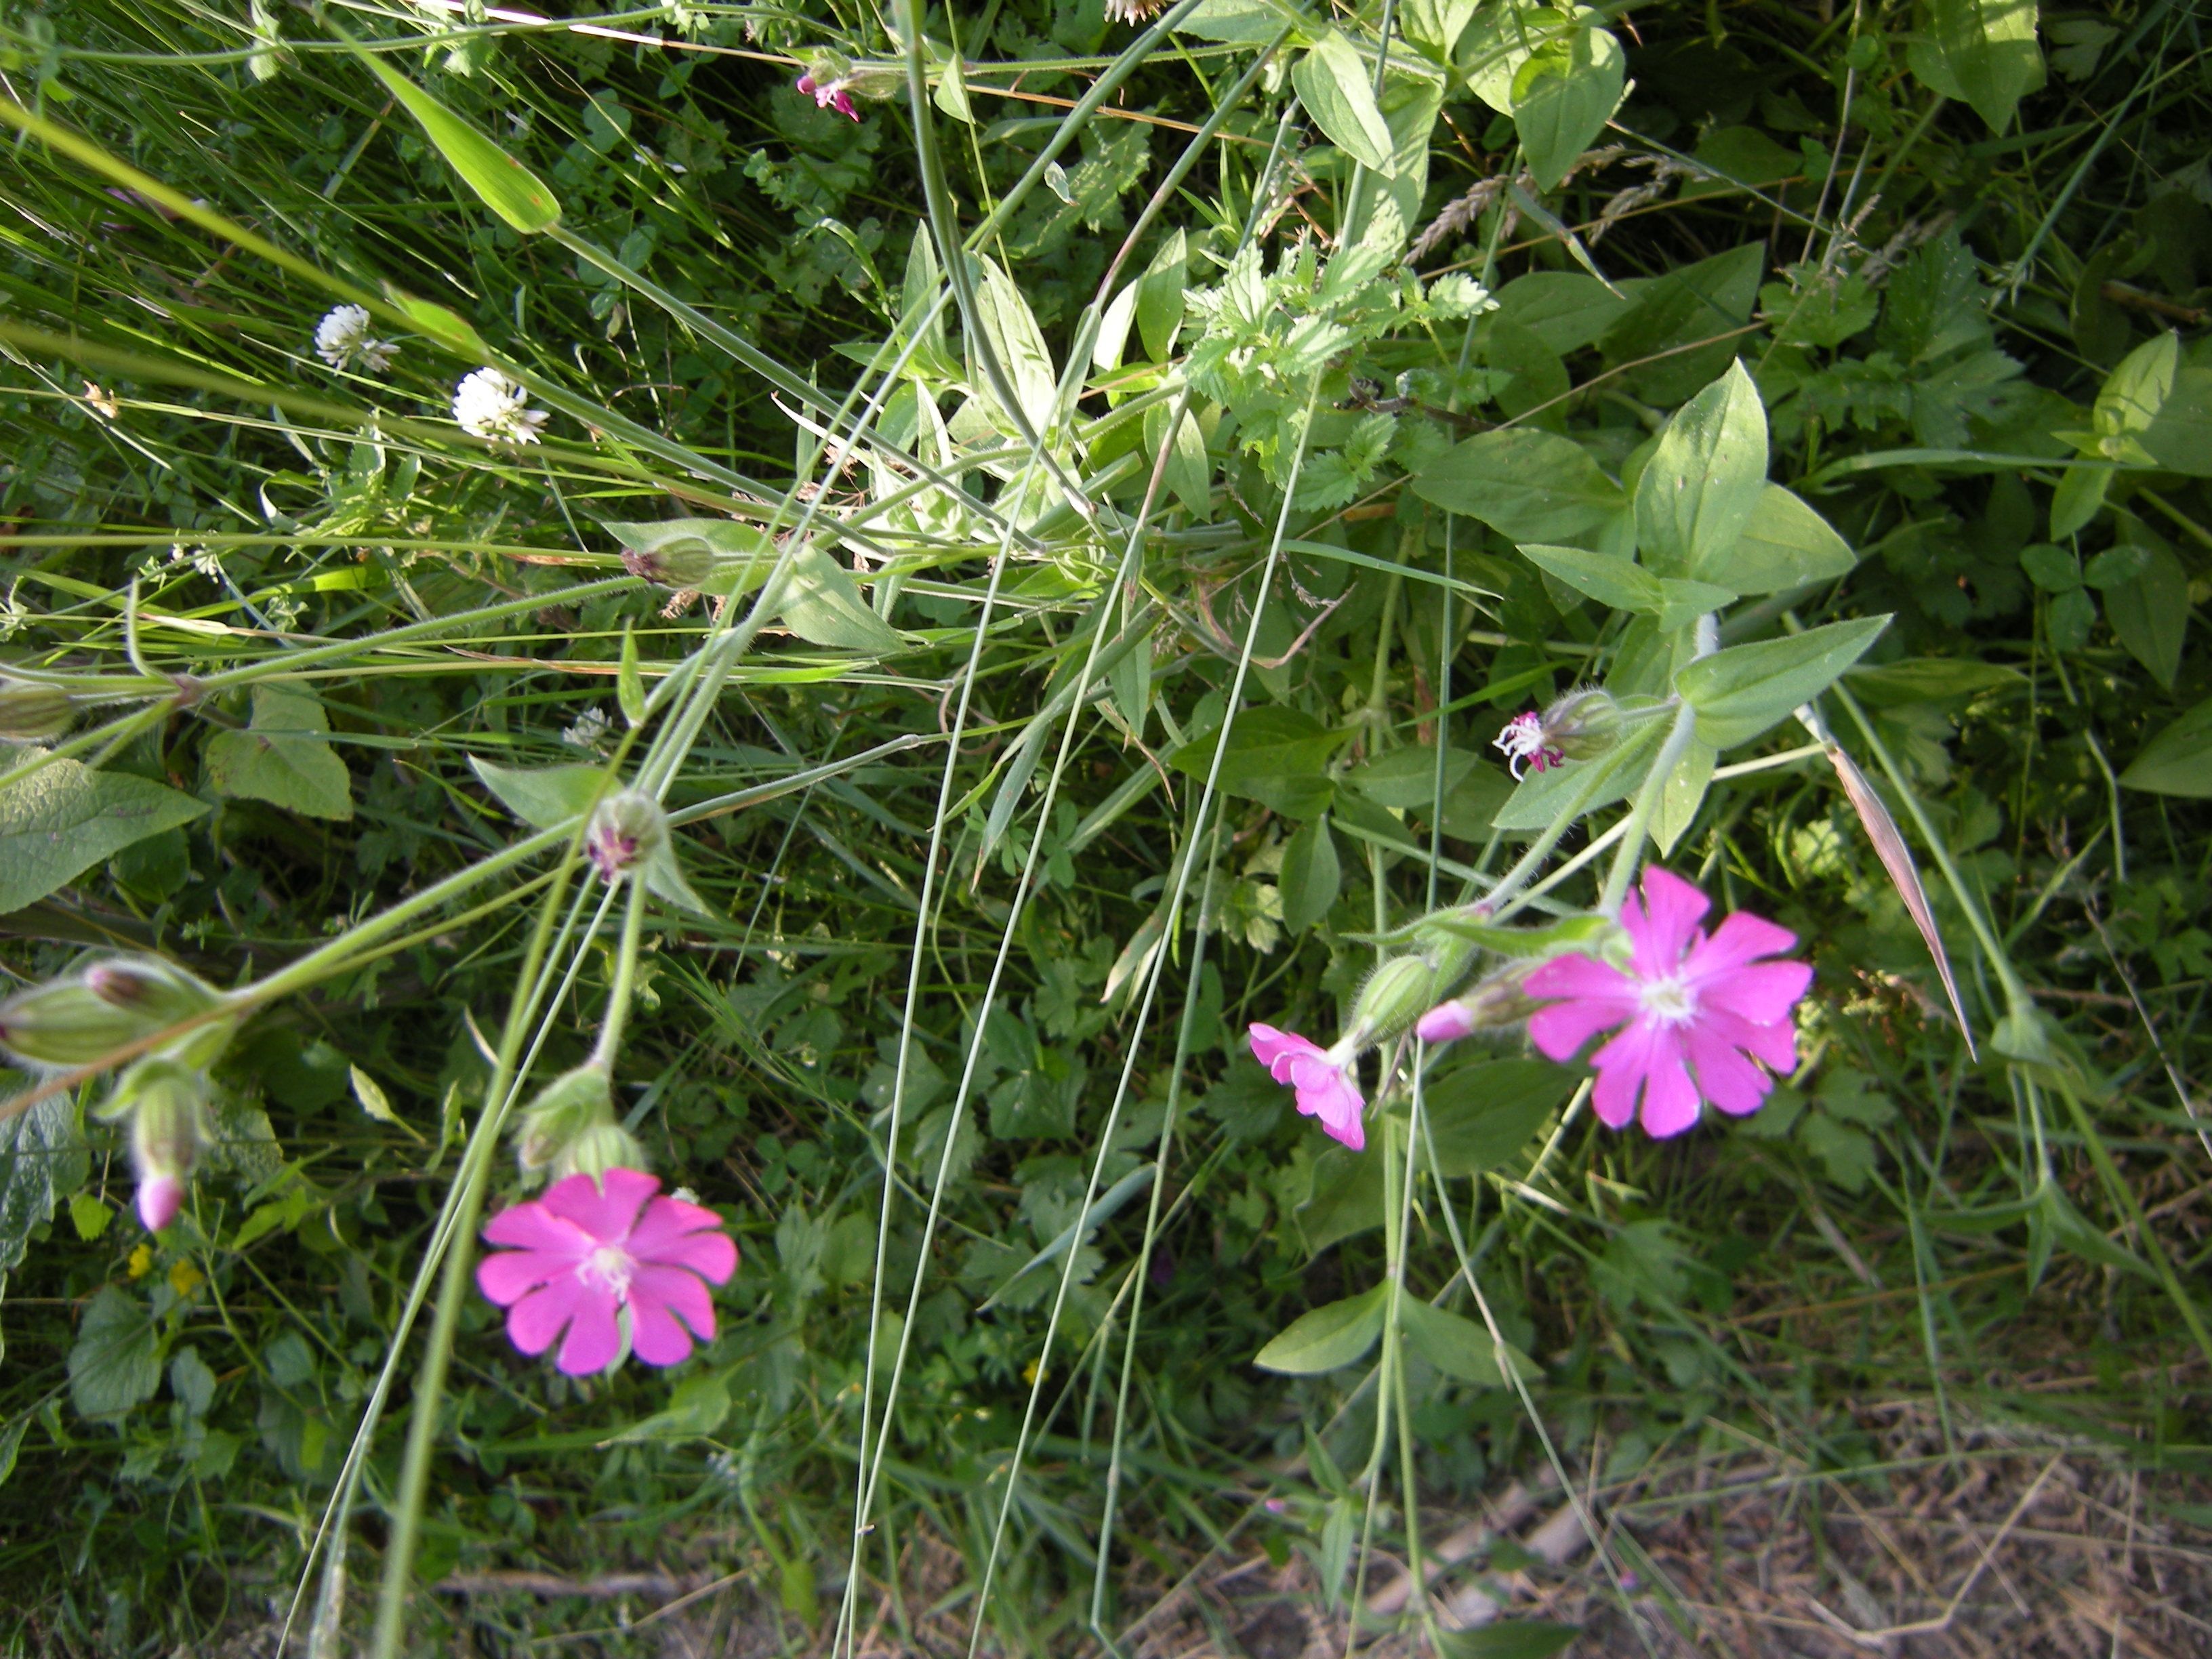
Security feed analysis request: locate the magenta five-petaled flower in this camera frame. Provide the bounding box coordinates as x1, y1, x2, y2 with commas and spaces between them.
1524, 867, 1812, 1138
1495, 710, 1563, 779
1248, 1024, 1366, 1150
477, 1168, 737, 1376
796, 73, 859, 121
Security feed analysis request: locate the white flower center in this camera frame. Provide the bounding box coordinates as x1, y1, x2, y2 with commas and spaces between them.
579, 1244, 635, 1298
1638, 975, 1697, 1025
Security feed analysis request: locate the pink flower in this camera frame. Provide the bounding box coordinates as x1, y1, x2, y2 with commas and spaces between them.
1248, 1024, 1366, 1151
1495, 710, 1563, 779
796, 73, 859, 121
476, 1168, 737, 1376
1523, 868, 1811, 1138
138, 1174, 183, 1232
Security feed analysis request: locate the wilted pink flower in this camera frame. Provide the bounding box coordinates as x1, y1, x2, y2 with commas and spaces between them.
796, 73, 859, 121
137, 1173, 183, 1232
1495, 710, 1562, 779
1248, 1024, 1365, 1150
1523, 867, 1811, 1138
477, 1168, 737, 1375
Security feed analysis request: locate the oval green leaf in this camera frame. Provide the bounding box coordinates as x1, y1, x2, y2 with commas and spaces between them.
1677, 615, 1890, 749
1252, 1284, 1389, 1374
354, 49, 561, 234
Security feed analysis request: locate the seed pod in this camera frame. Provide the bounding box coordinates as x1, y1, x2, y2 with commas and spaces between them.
513, 1063, 615, 1179
554, 1120, 649, 1184
0, 981, 159, 1070
0, 680, 73, 741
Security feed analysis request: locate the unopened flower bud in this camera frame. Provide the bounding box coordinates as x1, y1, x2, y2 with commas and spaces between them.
124, 1059, 209, 1231
0, 680, 73, 741
621, 537, 718, 590
0, 981, 157, 1070
84, 956, 221, 1021
555, 1119, 649, 1183
514, 1063, 615, 1177
1416, 963, 1542, 1044
585, 791, 668, 882
1540, 687, 1622, 762
1345, 954, 1450, 1049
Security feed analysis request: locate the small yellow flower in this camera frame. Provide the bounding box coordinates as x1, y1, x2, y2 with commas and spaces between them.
167, 1259, 205, 1297
1022, 1359, 1040, 1385
127, 1242, 154, 1279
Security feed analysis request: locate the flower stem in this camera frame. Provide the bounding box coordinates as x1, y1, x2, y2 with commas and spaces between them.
1595, 613, 1717, 918
589, 880, 649, 1070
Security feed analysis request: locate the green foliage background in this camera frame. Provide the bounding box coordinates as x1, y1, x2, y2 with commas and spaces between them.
0, 0, 2209, 1652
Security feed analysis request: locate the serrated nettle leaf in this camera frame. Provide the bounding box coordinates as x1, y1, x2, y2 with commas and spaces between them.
1677, 616, 1890, 747
1519, 543, 1664, 613
352, 45, 560, 233
1709, 485, 1858, 595
205, 686, 354, 823
0, 755, 209, 914
469, 757, 609, 828
1292, 32, 1397, 175
1252, 1283, 1389, 1374
2103, 544, 2188, 689
1279, 814, 1342, 933
1414, 429, 1625, 545
1492, 717, 1664, 832
779, 545, 903, 653
68, 1285, 162, 1420
1511, 24, 1624, 193
2120, 696, 2212, 798
1634, 360, 1769, 581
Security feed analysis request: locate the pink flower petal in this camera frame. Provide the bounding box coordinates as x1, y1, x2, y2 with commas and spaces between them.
477, 1248, 571, 1307
505, 1279, 588, 1357
1288, 1052, 1365, 1150
1524, 953, 1637, 1004
1587, 1032, 1647, 1127
541, 1168, 658, 1243
1636, 1031, 1700, 1137
627, 1264, 718, 1366
1249, 1023, 1323, 1081
1527, 985, 1633, 1062
1416, 1000, 1477, 1044
1697, 958, 1814, 1027
626, 1200, 737, 1283
1686, 909, 1799, 978
483, 1199, 594, 1260
1683, 1023, 1774, 1116
1625, 867, 1709, 977
554, 1292, 623, 1376
1708, 1007, 1801, 1075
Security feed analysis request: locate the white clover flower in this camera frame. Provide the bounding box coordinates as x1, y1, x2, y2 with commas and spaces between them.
561, 705, 612, 751
452, 367, 548, 443
314, 304, 398, 373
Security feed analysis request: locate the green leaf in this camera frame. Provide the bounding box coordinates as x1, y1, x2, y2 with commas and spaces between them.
2020, 543, 2081, 593
1134, 229, 1187, 363
68, 1286, 162, 1420
0, 1416, 24, 1492
2141, 369, 2212, 477
468, 757, 607, 828
0, 756, 208, 914
779, 546, 903, 653
1398, 1297, 1520, 1386
1422, 1059, 1572, 1175
1512, 24, 1624, 193
1652, 737, 1717, 855
1, 1081, 83, 1273
1279, 815, 1341, 933
616, 623, 646, 726
1292, 32, 1396, 175
68, 1192, 112, 1242
203, 686, 354, 821
1252, 1284, 1389, 1374
1345, 745, 1481, 809
1491, 716, 1663, 830
2120, 697, 2212, 797
1168, 707, 1347, 815
1494, 270, 1636, 355
2103, 544, 2188, 689
1518, 543, 1663, 613
1296, 1142, 1387, 1254
1634, 360, 1769, 581
970, 252, 1059, 436
1918, 0, 2045, 134
352, 45, 561, 233
1435, 1620, 1580, 1659
382, 287, 492, 359
1845, 657, 2025, 704
1677, 616, 1891, 748
2092, 331, 2177, 441
1713, 485, 1859, 594
350, 1065, 422, 1142
1599, 243, 1765, 405
1413, 429, 1625, 545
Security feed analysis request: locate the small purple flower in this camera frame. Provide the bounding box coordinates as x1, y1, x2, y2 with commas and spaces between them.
796, 73, 859, 121
1248, 1023, 1365, 1150
1495, 710, 1563, 779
